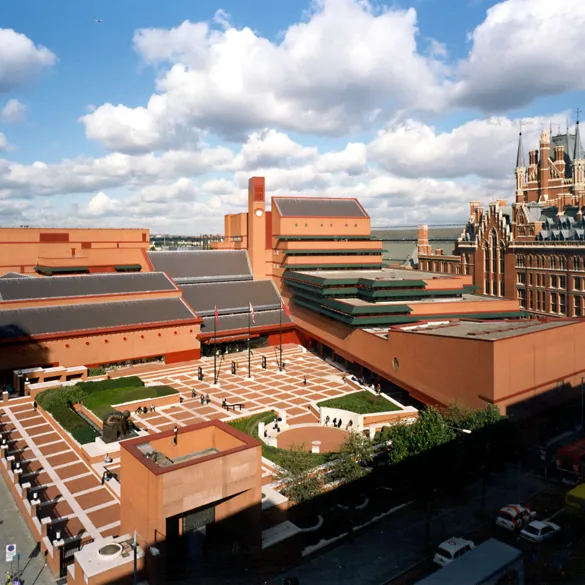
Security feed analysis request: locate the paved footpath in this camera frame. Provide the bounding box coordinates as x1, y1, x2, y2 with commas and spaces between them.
272, 466, 551, 585
0, 472, 56, 585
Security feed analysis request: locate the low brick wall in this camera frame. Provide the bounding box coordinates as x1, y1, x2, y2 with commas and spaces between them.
363, 410, 419, 427
73, 404, 104, 430
112, 392, 180, 412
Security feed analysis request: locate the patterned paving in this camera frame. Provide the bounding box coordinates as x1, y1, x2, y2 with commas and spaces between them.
0, 344, 357, 556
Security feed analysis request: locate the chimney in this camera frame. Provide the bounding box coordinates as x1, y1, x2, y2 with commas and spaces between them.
417, 224, 432, 256
555, 145, 565, 162
528, 150, 538, 166
539, 129, 550, 199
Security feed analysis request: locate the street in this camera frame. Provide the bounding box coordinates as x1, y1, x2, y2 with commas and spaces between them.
0, 472, 56, 584
273, 464, 553, 585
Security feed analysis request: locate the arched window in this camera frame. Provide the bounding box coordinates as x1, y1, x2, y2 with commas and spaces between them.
551, 256, 557, 270
484, 242, 489, 273
559, 256, 566, 270
490, 231, 498, 273
499, 244, 505, 274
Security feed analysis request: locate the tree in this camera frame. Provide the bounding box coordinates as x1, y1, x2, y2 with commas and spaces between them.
443, 402, 502, 431
275, 443, 322, 504
330, 431, 376, 484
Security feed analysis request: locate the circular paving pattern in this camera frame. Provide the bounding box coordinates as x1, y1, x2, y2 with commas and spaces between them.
277, 426, 349, 452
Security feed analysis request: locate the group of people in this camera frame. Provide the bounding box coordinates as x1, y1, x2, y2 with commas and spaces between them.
324, 415, 352, 430
135, 404, 156, 415
192, 390, 211, 405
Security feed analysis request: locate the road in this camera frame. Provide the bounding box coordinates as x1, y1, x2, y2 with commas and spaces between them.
273, 465, 551, 585
0, 471, 56, 584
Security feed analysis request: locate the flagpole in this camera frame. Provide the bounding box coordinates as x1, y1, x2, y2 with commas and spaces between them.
248, 302, 252, 379
214, 309, 217, 385
279, 302, 283, 372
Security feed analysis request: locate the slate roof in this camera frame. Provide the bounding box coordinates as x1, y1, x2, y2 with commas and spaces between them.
0, 272, 176, 302
180, 280, 282, 317
200, 309, 292, 335
0, 298, 198, 340
0, 273, 33, 279
148, 250, 253, 283
272, 197, 367, 218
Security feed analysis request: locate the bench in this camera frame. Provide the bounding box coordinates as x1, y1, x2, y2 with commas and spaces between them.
223, 403, 245, 412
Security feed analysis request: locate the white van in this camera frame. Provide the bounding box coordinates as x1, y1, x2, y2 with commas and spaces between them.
433, 537, 475, 567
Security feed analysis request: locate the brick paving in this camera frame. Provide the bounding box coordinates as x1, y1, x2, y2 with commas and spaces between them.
0, 343, 359, 577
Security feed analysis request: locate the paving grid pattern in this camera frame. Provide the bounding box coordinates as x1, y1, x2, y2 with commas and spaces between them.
0, 344, 358, 566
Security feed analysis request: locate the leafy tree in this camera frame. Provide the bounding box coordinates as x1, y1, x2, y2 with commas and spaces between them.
275, 443, 322, 504
444, 402, 502, 431
331, 431, 376, 484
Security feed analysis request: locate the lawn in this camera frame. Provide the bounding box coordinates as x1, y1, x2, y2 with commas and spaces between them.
36, 376, 176, 444
317, 391, 399, 414
228, 411, 334, 469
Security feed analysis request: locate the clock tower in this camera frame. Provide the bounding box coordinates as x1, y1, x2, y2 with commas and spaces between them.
247, 176, 267, 278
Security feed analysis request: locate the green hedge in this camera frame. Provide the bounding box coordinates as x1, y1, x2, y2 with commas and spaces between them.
87, 366, 106, 377
36, 376, 173, 445
83, 385, 175, 419
317, 391, 399, 414
228, 411, 334, 469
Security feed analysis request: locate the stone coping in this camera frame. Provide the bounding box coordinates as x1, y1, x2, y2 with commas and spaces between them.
74, 534, 144, 579
262, 521, 301, 550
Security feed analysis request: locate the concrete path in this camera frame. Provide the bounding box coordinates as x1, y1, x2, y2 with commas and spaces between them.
0, 471, 56, 584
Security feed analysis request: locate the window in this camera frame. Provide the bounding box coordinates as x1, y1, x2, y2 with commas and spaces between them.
575, 277, 582, 291
491, 232, 498, 273
492, 278, 498, 296
536, 291, 542, 311
484, 246, 489, 273
528, 273, 533, 285
559, 256, 566, 270
550, 275, 558, 288
551, 293, 558, 313
575, 298, 582, 317
559, 275, 566, 289
551, 256, 557, 269
560, 294, 566, 315
518, 289, 526, 308
456, 265, 461, 275
516, 254, 525, 268
528, 290, 533, 309
517, 273, 526, 285
485, 279, 489, 294
499, 246, 505, 273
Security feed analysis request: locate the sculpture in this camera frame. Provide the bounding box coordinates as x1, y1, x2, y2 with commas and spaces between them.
102, 410, 131, 443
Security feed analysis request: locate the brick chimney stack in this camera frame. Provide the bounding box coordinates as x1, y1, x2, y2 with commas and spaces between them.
417, 224, 432, 256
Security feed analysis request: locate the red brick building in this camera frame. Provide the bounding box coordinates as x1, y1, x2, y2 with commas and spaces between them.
418, 122, 585, 318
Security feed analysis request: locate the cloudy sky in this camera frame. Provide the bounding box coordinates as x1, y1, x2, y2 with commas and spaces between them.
1, 0, 583, 234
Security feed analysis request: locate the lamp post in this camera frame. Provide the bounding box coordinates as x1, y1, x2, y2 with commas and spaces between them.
133, 530, 160, 585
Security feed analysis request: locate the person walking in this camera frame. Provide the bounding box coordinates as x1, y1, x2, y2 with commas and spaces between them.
303, 376, 307, 386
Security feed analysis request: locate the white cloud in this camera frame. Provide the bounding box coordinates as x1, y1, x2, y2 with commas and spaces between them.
0, 146, 234, 198
81, 0, 445, 152
0, 132, 7, 151
450, 0, 585, 111
368, 112, 569, 179
1, 99, 27, 123
0, 29, 56, 92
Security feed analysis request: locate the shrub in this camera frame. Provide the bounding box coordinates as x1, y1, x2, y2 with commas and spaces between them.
87, 366, 106, 377
76, 376, 144, 393
317, 392, 399, 414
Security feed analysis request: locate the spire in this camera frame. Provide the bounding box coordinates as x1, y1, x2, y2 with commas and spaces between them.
575, 120, 584, 161
516, 131, 526, 168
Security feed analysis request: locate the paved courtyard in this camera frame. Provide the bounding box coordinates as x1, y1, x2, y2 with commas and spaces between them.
0, 344, 359, 580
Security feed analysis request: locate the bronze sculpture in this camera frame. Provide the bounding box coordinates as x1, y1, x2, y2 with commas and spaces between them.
102, 410, 131, 443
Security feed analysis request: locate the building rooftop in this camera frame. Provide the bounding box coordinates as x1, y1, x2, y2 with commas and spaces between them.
180, 280, 281, 317
342, 294, 499, 307
295, 267, 460, 282
0, 272, 177, 302
395, 318, 570, 341
148, 250, 252, 283
0, 298, 198, 340
121, 419, 260, 475
272, 197, 368, 218
200, 308, 292, 336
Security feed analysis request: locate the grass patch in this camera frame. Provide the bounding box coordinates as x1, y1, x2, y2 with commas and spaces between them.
36, 376, 176, 445
83, 385, 175, 419
228, 411, 334, 469
318, 391, 399, 414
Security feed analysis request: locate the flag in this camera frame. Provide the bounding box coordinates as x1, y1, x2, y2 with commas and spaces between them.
249, 302, 256, 323
281, 299, 291, 318
214, 305, 220, 325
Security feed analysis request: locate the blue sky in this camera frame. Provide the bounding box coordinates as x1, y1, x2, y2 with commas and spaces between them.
1, 0, 584, 233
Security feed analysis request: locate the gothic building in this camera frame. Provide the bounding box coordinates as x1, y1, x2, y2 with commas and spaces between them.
417, 122, 585, 317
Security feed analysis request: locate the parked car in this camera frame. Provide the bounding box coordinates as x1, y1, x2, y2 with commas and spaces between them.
495, 504, 537, 531
520, 520, 561, 543
433, 537, 475, 566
